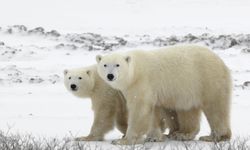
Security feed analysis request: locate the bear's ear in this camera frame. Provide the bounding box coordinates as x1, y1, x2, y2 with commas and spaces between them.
86, 70, 91, 76
96, 55, 102, 63
125, 56, 131, 63
64, 69, 68, 75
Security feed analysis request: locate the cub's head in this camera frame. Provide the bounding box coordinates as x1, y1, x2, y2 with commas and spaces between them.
64, 67, 95, 98
96, 53, 132, 90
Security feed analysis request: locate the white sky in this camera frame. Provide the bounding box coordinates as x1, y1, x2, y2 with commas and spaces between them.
0, 0, 250, 33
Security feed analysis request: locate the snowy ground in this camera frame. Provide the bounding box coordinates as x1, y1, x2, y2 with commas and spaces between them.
0, 0, 250, 149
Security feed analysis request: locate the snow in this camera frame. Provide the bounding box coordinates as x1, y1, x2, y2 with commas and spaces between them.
0, 0, 250, 148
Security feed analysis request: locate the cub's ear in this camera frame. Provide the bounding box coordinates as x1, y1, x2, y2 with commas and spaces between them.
86, 70, 91, 76
64, 69, 68, 75
96, 55, 102, 63
125, 56, 131, 63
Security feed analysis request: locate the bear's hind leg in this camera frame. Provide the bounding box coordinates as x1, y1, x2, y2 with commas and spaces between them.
200, 96, 231, 142
115, 115, 128, 137
164, 109, 179, 136
146, 106, 168, 142
115, 94, 128, 137
170, 108, 201, 141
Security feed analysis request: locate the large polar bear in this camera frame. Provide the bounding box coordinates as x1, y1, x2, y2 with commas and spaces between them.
64, 65, 179, 141
96, 45, 232, 145
64, 65, 128, 141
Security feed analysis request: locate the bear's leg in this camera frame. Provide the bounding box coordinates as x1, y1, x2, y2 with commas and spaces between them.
75, 106, 115, 141
115, 112, 128, 136
164, 109, 179, 136
146, 106, 167, 142
170, 108, 201, 141
112, 88, 155, 145
200, 97, 231, 142
115, 95, 128, 136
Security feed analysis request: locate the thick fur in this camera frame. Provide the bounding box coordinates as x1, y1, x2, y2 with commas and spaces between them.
64, 65, 128, 141
96, 45, 232, 144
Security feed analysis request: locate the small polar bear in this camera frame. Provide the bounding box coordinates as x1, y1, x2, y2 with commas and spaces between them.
96, 45, 232, 145
64, 65, 128, 141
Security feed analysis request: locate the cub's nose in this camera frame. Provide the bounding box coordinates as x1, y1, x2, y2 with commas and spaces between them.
107, 74, 114, 81
70, 84, 77, 90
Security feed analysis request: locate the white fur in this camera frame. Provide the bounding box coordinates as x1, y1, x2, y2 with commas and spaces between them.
96, 45, 232, 144
64, 65, 128, 141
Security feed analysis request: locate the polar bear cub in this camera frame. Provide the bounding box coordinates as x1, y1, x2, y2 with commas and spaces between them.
64, 65, 128, 141
96, 45, 232, 145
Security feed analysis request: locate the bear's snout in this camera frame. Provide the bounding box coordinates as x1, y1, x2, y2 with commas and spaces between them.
107, 74, 114, 81
70, 84, 77, 91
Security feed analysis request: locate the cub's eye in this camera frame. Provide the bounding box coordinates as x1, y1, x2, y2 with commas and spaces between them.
69, 77, 71, 80
116, 64, 120, 67
104, 64, 107, 67
78, 77, 82, 80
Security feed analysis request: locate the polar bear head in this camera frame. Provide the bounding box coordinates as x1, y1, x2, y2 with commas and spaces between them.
64, 67, 95, 98
96, 53, 133, 90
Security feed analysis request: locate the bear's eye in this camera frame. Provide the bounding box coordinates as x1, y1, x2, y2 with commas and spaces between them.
78, 77, 82, 80
116, 64, 120, 67
104, 64, 107, 67
69, 77, 71, 80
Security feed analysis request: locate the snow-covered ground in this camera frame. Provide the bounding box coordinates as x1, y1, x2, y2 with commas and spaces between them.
0, 0, 250, 149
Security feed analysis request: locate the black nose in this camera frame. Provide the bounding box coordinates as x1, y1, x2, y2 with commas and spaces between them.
71, 84, 77, 90
107, 74, 114, 81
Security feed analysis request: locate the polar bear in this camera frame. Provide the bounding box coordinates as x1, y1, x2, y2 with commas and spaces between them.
96, 45, 232, 145
64, 65, 128, 141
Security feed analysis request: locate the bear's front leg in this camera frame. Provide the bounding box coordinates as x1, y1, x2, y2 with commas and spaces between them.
112, 90, 155, 145
75, 103, 116, 141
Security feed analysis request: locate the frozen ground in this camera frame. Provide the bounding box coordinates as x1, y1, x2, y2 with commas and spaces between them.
0, 25, 250, 149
